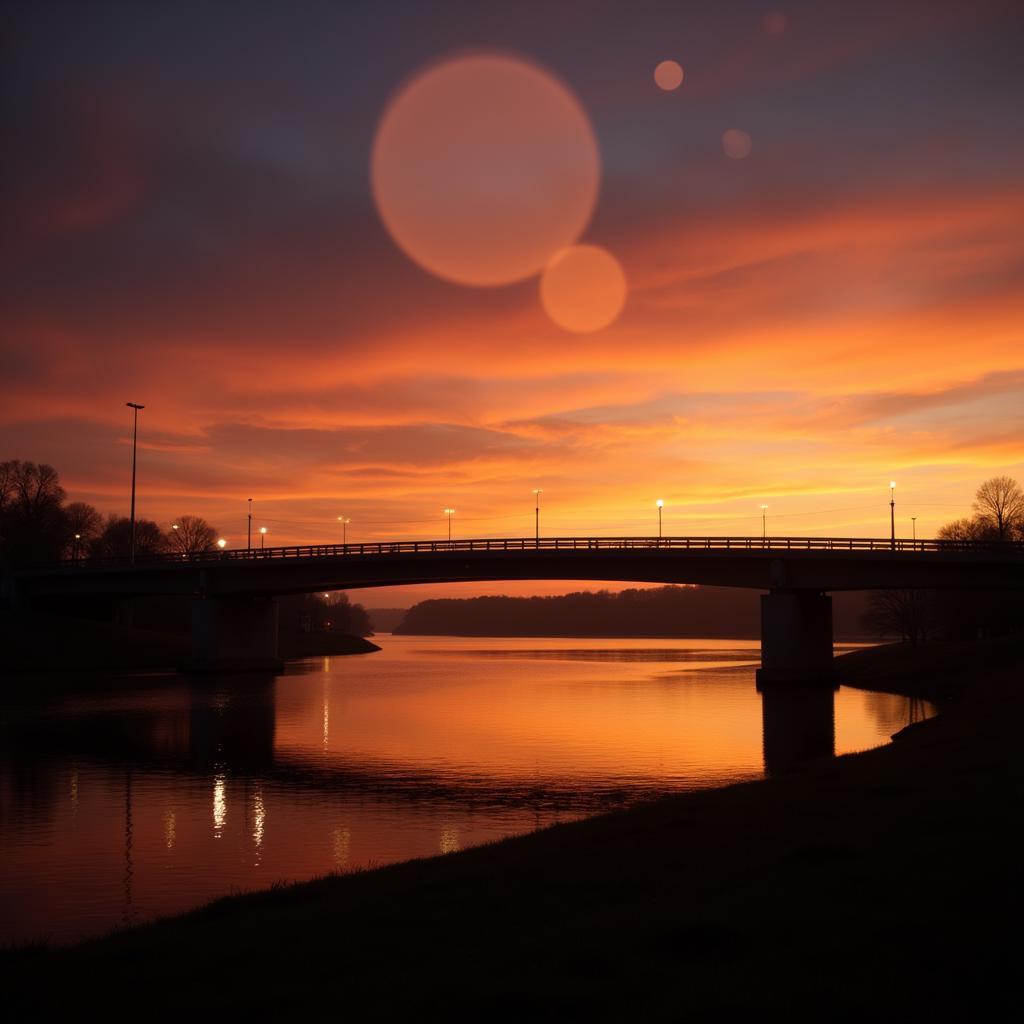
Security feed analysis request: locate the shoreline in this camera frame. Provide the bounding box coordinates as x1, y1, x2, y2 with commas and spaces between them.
3, 637, 1019, 1014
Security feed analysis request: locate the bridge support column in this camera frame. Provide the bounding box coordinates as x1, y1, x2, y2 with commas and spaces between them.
190, 596, 282, 673
756, 589, 835, 687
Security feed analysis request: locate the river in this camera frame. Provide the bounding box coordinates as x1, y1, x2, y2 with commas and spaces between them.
0, 635, 931, 945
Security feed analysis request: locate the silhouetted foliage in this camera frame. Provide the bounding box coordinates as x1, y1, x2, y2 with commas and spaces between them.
166, 515, 218, 555
64, 502, 103, 558
936, 517, 995, 542
861, 590, 936, 645
91, 515, 168, 559
279, 593, 373, 636
396, 587, 870, 638
972, 475, 1024, 541
0, 460, 69, 566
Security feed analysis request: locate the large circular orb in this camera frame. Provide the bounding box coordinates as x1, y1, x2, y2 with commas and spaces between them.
371, 54, 601, 287
654, 60, 684, 91
540, 244, 627, 333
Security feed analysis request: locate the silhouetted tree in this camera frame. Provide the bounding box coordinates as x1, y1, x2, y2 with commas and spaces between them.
279, 592, 373, 636
166, 515, 217, 555
862, 590, 935, 646
64, 502, 102, 559
972, 476, 1024, 541
91, 515, 167, 559
936, 517, 994, 542
0, 459, 69, 566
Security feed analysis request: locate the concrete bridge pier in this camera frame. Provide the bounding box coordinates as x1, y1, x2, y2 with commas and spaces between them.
190, 595, 282, 673
756, 589, 836, 686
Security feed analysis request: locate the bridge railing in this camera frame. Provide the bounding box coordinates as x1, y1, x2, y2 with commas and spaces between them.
54, 535, 1024, 569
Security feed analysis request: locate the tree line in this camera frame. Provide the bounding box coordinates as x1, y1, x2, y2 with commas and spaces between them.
0, 460, 219, 567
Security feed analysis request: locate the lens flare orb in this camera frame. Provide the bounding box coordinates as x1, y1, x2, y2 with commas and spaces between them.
372, 54, 600, 287
540, 245, 627, 333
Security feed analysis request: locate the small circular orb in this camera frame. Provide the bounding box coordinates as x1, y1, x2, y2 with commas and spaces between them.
654, 60, 684, 91
762, 11, 787, 35
371, 54, 600, 287
722, 128, 753, 159
540, 244, 627, 333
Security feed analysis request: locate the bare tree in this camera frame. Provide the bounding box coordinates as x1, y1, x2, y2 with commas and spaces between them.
0, 460, 69, 565
936, 517, 995, 542
92, 515, 167, 559
862, 590, 935, 646
972, 476, 1024, 541
166, 515, 217, 555
64, 501, 102, 558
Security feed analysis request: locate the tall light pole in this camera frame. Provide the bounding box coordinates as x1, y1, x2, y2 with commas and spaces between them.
656, 499, 664, 539
260, 526, 267, 549
337, 516, 350, 545
889, 481, 896, 549
912, 517, 917, 543
73, 533, 81, 561
247, 498, 253, 550
533, 489, 542, 547
126, 402, 144, 563
443, 508, 455, 542
761, 504, 768, 543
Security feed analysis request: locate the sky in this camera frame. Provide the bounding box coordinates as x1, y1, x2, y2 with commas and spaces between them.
2, 0, 1023, 603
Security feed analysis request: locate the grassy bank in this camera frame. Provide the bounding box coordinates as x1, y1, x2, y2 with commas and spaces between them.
2, 640, 1020, 1017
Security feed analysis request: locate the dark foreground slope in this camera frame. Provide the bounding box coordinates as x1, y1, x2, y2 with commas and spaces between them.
2, 643, 1020, 1019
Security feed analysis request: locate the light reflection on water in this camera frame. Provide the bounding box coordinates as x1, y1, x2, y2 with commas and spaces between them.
0, 635, 930, 945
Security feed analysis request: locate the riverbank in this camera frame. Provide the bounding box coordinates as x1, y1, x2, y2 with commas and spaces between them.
2, 639, 1019, 1017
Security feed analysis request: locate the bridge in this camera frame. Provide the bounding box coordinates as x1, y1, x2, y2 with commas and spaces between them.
9, 535, 1024, 684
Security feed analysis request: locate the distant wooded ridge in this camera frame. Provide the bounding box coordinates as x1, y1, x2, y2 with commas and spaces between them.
392, 586, 871, 639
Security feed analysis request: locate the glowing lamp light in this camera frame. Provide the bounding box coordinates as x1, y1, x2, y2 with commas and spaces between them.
890, 481, 897, 489
216, 539, 227, 549
260, 527, 267, 534
656, 499, 664, 508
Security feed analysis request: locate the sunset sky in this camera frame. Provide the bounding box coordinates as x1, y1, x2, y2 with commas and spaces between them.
3, 0, 1023, 601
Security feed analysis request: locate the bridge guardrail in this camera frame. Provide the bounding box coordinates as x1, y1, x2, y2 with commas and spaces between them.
52, 535, 1024, 570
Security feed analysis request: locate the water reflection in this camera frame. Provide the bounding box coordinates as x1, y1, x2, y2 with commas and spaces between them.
760, 685, 836, 776
0, 636, 932, 945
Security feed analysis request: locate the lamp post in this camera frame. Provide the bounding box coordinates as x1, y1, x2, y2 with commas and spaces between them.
443, 508, 455, 542
247, 498, 253, 550
912, 517, 917, 544
533, 489, 542, 547
126, 402, 144, 563
73, 533, 81, 562
656, 499, 664, 539
260, 526, 267, 549
337, 516, 350, 545
761, 504, 768, 543
889, 481, 896, 549
216, 538, 227, 551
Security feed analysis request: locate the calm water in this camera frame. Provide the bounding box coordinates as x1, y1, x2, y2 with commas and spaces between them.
0, 635, 932, 945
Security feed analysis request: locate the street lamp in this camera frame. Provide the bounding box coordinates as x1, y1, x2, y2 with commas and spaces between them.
248, 498, 253, 550
73, 533, 81, 561
217, 538, 227, 550
761, 504, 768, 543
656, 499, 664, 539
889, 481, 896, 548
126, 402, 144, 563
533, 489, 542, 547
443, 508, 455, 542
911, 517, 917, 544
337, 516, 350, 545
260, 526, 267, 549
